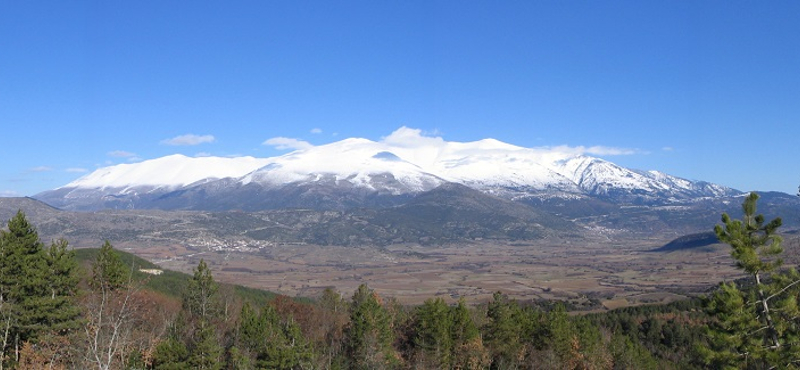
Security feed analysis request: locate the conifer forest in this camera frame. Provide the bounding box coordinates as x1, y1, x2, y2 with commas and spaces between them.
1, 193, 799, 369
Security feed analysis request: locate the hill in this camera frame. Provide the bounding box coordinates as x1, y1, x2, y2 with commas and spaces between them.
650, 232, 721, 253
74, 247, 279, 306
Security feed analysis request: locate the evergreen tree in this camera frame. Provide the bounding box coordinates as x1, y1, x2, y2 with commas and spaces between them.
261, 310, 313, 370
38, 239, 81, 334
152, 336, 190, 370
237, 302, 264, 355
235, 302, 314, 370
1, 211, 47, 343
188, 320, 223, 370
702, 192, 800, 368
345, 284, 398, 370
179, 260, 228, 370
450, 298, 489, 370
0, 211, 80, 367
90, 240, 126, 291
450, 298, 479, 345
548, 304, 580, 368
152, 317, 191, 370
183, 259, 221, 322
608, 333, 660, 369
413, 297, 453, 368
484, 292, 524, 368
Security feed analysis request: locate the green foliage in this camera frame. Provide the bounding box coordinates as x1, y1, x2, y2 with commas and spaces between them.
609, 333, 660, 369
700, 282, 762, 369
0, 210, 80, 368
183, 259, 221, 322
235, 302, 314, 369
450, 298, 479, 344
188, 321, 223, 370
256, 306, 313, 369
715, 192, 783, 275
413, 297, 454, 367
484, 291, 525, 368
237, 302, 264, 352
548, 304, 582, 366
90, 240, 127, 291
41, 239, 81, 334
76, 248, 277, 307
703, 192, 800, 368
411, 297, 488, 369
345, 284, 398, 370
152, 336, 190, 370
45, 238, 79, 297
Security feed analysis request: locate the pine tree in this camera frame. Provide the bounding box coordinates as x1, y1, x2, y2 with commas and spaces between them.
608, 333, 660, 369
183, 259, 221, 322
1, 211, 47, 343
484, 291, 524, 368
449, 298, 489, 370
413, 297, 453, 368
0, 211, 80, 368
236, 302, 314, 370
548, 304, 581, 368
179, 260, 227, 370
345, 284, 398, 370
39, 239, 81, 334
152, 336, 190, 370
450, 298, 479, 345
702, 192, 800, 368
258, 306, 313, 370
188, 320, 223, 370
236, 302, 264, 355
90, 240, 126, 291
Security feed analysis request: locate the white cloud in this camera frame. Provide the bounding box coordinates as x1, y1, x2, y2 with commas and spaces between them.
662, 146, 674, 152
108, 150, 137, 158
65, 168, 88, 173
381, 126, 446, 148
310, 128, 323, 134
262, 137, 313, 151
0, 190, 20, 197
540, 144, 639, 158
29, 166, 54, 172
194, 152, 212, 157
107, 150, 141, 162
376, 127, 640, 164
161, 134, 216, 146
584, 146, 639, 156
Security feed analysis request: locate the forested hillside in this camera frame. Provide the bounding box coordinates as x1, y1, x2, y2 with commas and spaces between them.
1, 193, 798, 369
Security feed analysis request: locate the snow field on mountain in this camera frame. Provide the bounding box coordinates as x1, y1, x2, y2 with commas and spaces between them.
57, 127, 735, 200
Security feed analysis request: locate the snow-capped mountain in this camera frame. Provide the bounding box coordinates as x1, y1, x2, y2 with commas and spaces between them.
240, 138, 447, 194
551, 156, 735, 202
68, 154, 271, 189
35, 128, 741, 211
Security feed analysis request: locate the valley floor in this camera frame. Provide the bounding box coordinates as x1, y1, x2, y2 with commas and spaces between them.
124, 236, 750, 307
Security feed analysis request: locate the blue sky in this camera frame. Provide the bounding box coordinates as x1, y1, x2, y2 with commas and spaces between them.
1, 1, 799, 197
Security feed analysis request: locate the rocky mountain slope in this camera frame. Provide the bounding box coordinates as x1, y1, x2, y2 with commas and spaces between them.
6, 190, 800, 250
2, 185, 579, 249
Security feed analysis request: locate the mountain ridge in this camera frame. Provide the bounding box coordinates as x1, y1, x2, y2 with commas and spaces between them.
34, 131, 742, 212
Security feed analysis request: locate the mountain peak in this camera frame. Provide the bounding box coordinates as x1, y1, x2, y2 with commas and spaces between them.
36, 131, 739, 211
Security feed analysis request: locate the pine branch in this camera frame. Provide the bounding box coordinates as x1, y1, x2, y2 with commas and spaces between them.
765, 278, 800, 302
